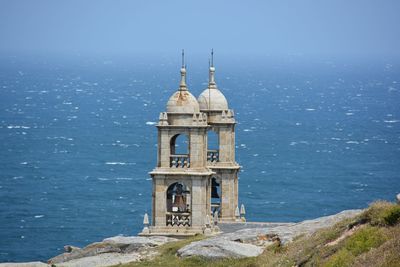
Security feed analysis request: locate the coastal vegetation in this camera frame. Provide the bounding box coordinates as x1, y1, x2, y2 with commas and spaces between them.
118, 201, 400, 267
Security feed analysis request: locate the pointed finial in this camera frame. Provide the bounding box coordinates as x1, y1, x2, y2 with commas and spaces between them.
141, 213, 150, 234
179, 50, 188, 91
213, 211, 219, 225
205, 214, 211, 227
208, 49, 216, 89
240, 204, 246, 216
235, 206, 240, 218
143, 213, 149, 226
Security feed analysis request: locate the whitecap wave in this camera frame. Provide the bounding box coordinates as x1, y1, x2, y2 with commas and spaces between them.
105, 162, 136, 165
7, 125, 30, 129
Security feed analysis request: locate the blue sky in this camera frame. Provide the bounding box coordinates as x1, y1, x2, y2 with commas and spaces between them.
1, 0, 399, 58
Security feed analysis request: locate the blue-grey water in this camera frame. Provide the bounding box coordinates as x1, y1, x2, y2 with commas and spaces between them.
0, 55, 399, 262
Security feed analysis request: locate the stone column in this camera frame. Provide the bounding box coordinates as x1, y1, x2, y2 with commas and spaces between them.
159, 130, 170, 168
218, 125, 235, 163
234, 171, 238, 210
189, 129, 207, 168
191, 177, 207, 227
153, 177, 166, 227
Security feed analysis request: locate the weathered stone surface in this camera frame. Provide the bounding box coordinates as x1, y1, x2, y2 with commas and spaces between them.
178, 209, 362, 259
0, 262, 48, 267
48, 235, 178, 265
177, 239, 263, 259
103, 235, 177, 247
55, 252, 146, 267
220, 209, 362, 245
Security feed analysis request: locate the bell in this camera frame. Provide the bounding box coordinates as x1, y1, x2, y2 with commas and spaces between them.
211, 179, 220, 198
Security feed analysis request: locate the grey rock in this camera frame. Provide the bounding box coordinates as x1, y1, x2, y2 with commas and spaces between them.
177, 239, 263, 259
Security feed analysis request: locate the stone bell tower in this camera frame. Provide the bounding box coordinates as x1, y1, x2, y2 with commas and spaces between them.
146, 52, 214, 236
142, 51, 240, 236
197, 51, 240, 222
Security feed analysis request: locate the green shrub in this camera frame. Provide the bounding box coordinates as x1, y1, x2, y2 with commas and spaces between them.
360, 201, 400, 226
382, 205, 400, 226
344, 226, 386, 256
324, 249, 354, 267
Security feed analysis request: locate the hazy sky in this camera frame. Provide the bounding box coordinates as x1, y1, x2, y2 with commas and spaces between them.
1, 0, 400, 58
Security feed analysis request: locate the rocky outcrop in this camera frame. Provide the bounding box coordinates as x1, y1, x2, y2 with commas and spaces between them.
177, 209, 362, 259
48, 236, 178, 267
1, 209, 363, 266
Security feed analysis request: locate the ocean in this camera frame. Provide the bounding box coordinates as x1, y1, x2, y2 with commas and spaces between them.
0, 55, 399, 262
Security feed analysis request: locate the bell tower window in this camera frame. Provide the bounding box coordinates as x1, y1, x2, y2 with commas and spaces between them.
211, 177, 221, 215
166, 182, 191, 226
207, 130, 219, 163
170, 134, 190, 168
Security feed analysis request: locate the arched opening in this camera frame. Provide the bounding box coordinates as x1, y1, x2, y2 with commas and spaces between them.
211, 177, 221, 215
166, 182, 191, 226
170, 134, 190, 168
170, 134, 189, 155
207, 130, 219, 163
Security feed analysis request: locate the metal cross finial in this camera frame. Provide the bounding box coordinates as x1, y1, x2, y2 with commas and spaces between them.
211, 48, 214, 67
181, 49, 185, 68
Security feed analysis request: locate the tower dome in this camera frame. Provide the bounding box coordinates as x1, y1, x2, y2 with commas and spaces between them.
198, 65, 228, 111
166, 63, 200, 114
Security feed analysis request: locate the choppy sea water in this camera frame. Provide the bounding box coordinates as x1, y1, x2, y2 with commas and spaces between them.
0, 56, 399, 262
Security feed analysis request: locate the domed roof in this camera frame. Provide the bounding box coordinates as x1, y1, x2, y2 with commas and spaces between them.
167, 90, 200, 113
198, 66, 229, 111
166, 67, 200, 114
198, 88, 228, 111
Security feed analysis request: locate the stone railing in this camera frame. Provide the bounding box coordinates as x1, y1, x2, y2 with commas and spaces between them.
207, 150, 219, 163
170, 154, 190, 168
166, 212, 191, 227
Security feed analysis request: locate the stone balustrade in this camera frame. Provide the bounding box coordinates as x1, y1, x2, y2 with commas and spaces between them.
166, 212, 191, 226
170, 154, 190, 168
207, 150, 219, 163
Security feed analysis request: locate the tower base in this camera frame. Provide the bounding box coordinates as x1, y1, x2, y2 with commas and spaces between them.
139, 225, 220, 237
